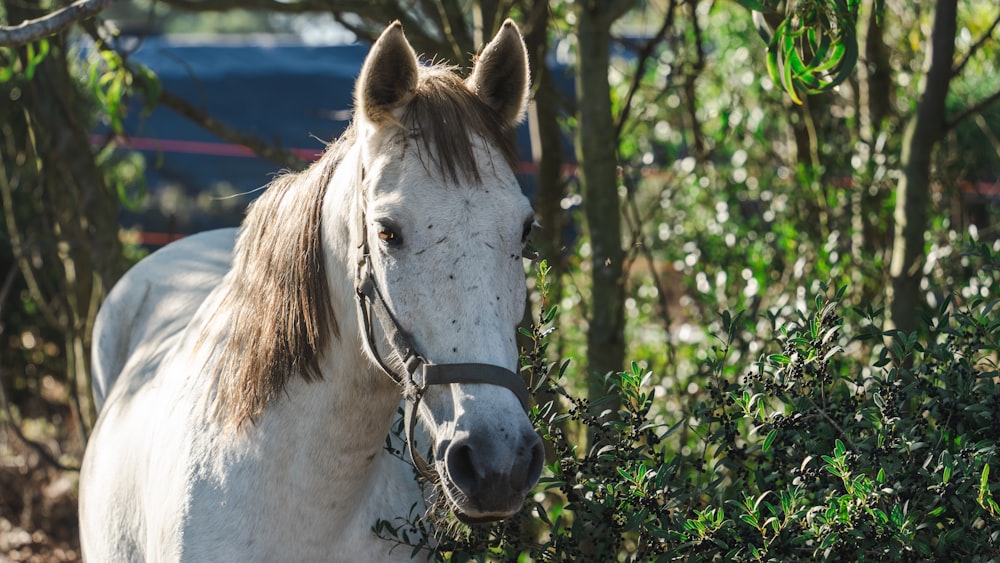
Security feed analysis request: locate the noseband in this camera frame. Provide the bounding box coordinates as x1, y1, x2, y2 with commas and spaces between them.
354, 190, 530, 482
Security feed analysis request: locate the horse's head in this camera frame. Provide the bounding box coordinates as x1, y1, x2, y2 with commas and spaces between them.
350, 21, 544, 522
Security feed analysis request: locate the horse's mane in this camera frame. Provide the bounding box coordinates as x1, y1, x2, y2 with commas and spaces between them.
210, 62, 520, 429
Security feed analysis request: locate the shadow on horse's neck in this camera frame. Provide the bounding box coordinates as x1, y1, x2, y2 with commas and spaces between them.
214, 136, 405, 463
256, 349, 401, 459
205, 133, 360, 431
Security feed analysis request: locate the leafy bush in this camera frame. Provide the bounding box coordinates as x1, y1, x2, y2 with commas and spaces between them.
378, 247, 1000, 561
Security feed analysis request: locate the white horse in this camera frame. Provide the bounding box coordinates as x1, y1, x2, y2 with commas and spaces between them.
79, 20, 543, 561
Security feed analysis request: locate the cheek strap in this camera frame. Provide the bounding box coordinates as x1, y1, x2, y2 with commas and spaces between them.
355, 254, 530, 481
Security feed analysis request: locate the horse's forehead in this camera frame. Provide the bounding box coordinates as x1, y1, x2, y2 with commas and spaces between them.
368, 134, 523, 205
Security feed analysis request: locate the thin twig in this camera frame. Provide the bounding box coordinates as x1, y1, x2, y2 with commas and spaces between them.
0, 128, 63, 330
951, 9, 1000, 79
614, 0, 678, 139
619, 168, 678, 371
945, 87, 1000, 132
156, 89, 309, 171
805, 395, 858, 451
74, 33, 312, 171
0, 266, 81, 472
0, 376, 81, 472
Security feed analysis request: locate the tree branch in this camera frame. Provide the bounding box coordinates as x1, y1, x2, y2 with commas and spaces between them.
951, 9, 1000, 78
332, 10, 452, 64
156, 89, 308, 170
0, 266, 80, 472
946, 87, 1000, 132
0, 0, 117, 47
614, 0, 677, 139
158, 0, 337, 13
428, 0, 472, 64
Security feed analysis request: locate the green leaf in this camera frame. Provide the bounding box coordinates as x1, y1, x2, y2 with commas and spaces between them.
812, 42, 847, 74
543, 305, 558, 324
731, 0, 771, 11
780, 490, 792, 514
765, 39, 781, 88
763, 429, 778, 453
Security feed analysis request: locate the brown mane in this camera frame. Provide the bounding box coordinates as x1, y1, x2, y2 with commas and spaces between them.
400, 65, 520, 182
210, 62, 521, 429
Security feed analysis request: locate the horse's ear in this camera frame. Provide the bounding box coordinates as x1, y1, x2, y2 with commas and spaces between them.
355, 21, 418, 124
467, 19, 530, 128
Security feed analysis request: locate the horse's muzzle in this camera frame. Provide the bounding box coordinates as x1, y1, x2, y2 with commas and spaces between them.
441, 426, 544, 521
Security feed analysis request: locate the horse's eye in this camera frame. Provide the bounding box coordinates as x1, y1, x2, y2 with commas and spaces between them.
378, 226, 401, 246
521, 220, 535, 244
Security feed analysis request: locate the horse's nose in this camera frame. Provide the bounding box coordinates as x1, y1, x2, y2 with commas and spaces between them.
444, 428, 544, 515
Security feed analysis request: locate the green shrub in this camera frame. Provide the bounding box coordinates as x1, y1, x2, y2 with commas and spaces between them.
377, 251, 1000, 561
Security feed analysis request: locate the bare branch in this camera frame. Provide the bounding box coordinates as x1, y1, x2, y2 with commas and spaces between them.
0, 269, 81, 472
951, 9, 1000, 78
156, 89, 309, 171
0, 380, 81, 472
428, 0, 472, 64
0, 0, 117, 47
158, 0, 337, 13
620, 169, 678, 370
946, 87, 1000, 132
614, 0, 677, 139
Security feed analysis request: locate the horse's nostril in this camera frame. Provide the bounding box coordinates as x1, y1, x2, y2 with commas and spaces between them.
445, 432, 544, 501
445, 443, 479, 496
523, 435, 544, 491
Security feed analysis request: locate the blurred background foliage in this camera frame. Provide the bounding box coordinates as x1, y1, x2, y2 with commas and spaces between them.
1, 0, 998, 560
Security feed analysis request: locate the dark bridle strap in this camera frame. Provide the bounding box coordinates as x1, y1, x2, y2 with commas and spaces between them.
419, 363, 530, 411
403, 364, 529, 479
356, 274, 424, 385
356, 265, 529, 411
354, 159, 531, 479
355, 250, 531, 480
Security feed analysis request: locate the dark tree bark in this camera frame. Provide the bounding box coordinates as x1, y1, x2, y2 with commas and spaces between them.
574, 0, 631, 405
851, 0, 893, 272
888, 0, 957, 335
521, 1, 567, 306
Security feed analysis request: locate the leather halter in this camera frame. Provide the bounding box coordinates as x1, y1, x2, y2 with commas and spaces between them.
353, 167, 531, 481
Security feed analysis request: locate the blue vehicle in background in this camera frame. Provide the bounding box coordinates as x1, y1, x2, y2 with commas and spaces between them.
115, 36, 560, 245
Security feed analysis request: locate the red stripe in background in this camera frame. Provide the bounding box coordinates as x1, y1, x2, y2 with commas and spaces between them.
94, 135, 567, 175
104, 136, 578, 246
135, 232, 187, 246
93, 135, 324, 161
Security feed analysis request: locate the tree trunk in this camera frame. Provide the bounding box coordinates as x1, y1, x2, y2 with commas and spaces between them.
574, 2, 629, 404
1, 0, 125, 434
852, 0, 893, 280
522, 3, 567, 308
888, 0, 956, 335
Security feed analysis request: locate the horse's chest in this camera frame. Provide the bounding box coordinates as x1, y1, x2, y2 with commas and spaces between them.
174, 446, 423, 561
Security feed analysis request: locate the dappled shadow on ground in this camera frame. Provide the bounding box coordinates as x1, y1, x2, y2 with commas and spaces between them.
1, 423, 82, 562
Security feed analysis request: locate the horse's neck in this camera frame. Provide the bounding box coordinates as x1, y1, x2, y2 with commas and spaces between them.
247, 353, 402, 490
186, 171, 416, 540
177, 300, 414, 559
